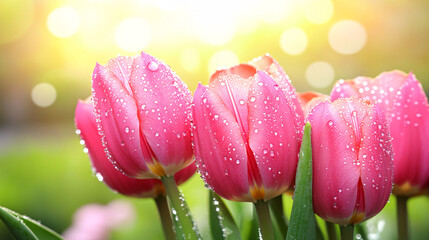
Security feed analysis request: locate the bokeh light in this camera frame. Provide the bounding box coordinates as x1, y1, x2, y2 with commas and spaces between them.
305, 61, 335, 88
329, 20, 367, 55
31, 83, 57, 108
180, 48, 200, 73
0, 0, 33, 45
208, 50, 239, 75
47, 7, 80, 38
280, 28, 308, 55
115, 17, 151, 52
304, 0, 334, 24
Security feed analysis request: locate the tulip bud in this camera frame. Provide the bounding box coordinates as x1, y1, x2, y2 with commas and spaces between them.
193, 57, 303, 202
331, 71, 429, 196
308, 98, 393, 225
91, 52, 194, 179
75, 98, 196, 198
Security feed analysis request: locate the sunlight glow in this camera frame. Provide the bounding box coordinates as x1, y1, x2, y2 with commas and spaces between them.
47, 7, 80, 38
31, 83, 57, 108
305, 61, 335, 88
329, 20, 367, 55
115, 17, 151, 52
280, 28, 308, 55
208, 50, 239, 76
304, 0, 334, 24
180, 48, 201, 73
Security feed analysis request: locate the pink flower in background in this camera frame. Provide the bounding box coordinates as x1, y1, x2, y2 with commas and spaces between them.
63, 200, 135, 240
308, 98, 393, 225
192, 57, 303, 202
331, 71, 429, 196
91, 52, 194, 179
297, 91, 329, 116
75, 98, 196, 197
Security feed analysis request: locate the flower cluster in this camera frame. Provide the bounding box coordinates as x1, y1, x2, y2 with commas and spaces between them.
75, 52, 429, 239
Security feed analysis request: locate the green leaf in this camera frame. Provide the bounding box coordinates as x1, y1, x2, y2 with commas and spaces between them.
355, 223, 368, 240
209, 191, 241, 240
268, 194, 288, 239
0, 206, 63, 240
286, 122, 316, 240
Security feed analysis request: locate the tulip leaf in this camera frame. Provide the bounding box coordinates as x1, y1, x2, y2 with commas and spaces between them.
268, 194, 288, 239
286, 122, 317, 240
209, 191, 241, 240
0, 206, 63, 240
355, 223, 368, 240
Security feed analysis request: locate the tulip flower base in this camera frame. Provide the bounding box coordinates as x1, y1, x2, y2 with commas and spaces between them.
161, 175, 200, 240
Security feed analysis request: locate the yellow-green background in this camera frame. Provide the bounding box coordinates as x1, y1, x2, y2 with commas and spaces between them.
0, 0, 428, 239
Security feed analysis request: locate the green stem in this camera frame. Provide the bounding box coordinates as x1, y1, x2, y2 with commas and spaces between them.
154, 195, 175, 240
326, 221, 338, 240
396, 195, 409, 240
161, 176, 198, 240
254, 201, 274, 240
339, 225, 354, 240
268, 194, 288, 238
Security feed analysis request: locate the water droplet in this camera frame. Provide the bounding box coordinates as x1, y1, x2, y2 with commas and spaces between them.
147, 61, 159, 72
75, 129, 81, 135
124, 127, 130, 133
236, 160, 240, 164
328, 120, 334, 127
239, 99, 245, 105
96, 172, 104, 182
155, 132, 160, 137
250, 97, 256, 102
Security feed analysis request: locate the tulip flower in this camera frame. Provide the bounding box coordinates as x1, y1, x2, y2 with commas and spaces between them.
91, 52, 194, 179
89, 51, 200, 239
75, 98, 197, 239
193, 58, 303, 239
193, 61, 303, 202
307, 98, 393, 227
331, 71, 429, 196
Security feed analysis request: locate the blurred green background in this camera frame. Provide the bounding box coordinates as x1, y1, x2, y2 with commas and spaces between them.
0, 0, 428, 239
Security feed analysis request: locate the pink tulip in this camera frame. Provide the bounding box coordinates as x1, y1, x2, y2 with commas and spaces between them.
308, 98, 393, 225
331, 71, 429, 196
192, 59, 303, 202
75, 98, 196, 197
91, 52, 194, 179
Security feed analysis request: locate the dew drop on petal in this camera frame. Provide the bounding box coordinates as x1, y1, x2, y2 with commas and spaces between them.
147, 61, 159, 72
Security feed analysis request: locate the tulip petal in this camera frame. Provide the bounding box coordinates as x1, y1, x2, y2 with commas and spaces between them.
249, 54, 304, 127
247, 71, 300, 200
359, 104, 393, 219
308, 99, 361, 225
390, 73, 429, 193
193, 84, 252, 201
330, 79, 362, 101
75, 99, 164, 198
92, 59, 151, 178
209, 64, 256, 137
128, 52, 194, 175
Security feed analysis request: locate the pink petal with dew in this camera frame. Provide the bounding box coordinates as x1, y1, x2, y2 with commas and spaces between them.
248, 71, 300, 200
390, 73, 429, 193
359, 104, 393, 219
308, 100, 362, 225
249, 54, 304, 128
129, 52, 194, 175
192, 84, 251, 201
91, 60, 152, 179
75, 99, 165, 198
209, 64, 256, 138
